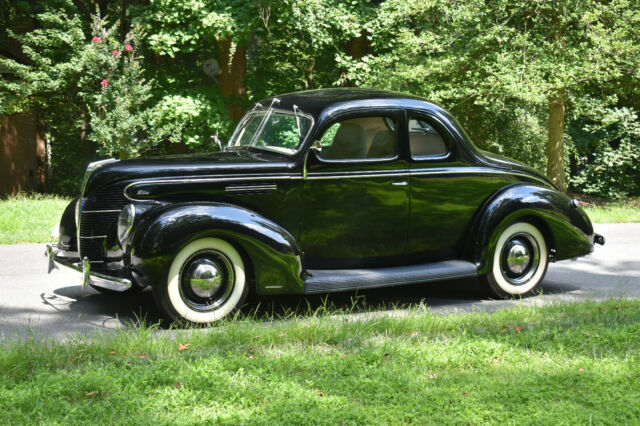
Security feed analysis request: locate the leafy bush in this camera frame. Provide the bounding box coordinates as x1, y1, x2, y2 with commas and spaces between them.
568, 104, 640, 199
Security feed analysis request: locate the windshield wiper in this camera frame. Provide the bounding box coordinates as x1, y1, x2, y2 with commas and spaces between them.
247, 98, 280, 147
293, 104, 302, 137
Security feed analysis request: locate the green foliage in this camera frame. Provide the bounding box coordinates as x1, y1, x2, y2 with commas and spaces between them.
2, 0, 640, 197
148, 91, 231, 150
131, 0, 263, 148
0, 1, 97, 194
340, 0, 640, 186
139, 0, 259, 57
568, 101, 640, 198
245, 0, 363, 96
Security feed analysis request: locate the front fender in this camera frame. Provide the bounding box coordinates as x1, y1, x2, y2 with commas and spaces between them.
58, 197, 79, 252
129, 203, 304, 294
468, 183, 594, 274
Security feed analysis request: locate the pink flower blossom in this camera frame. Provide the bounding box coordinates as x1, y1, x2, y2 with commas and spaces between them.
100, 79, 108, 88
112, 50, 119, 56
92, 36, 101, 43
124, 44, 133, 52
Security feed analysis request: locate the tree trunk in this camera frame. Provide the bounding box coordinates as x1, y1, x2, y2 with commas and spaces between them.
547, 89, 566, 192
218, 38, 248, 121
120, 0, 130, 39
344, 32, 369, 87
347, 33, 369, 59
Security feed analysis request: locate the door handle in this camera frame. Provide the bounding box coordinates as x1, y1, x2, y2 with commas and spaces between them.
391, 181, 408, 186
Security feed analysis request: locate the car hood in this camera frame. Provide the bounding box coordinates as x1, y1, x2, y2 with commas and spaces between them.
82, 149, 297, 197
477, 150, 555, 189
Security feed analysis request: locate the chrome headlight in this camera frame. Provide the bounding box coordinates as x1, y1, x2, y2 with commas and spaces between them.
117, 204, 136, 245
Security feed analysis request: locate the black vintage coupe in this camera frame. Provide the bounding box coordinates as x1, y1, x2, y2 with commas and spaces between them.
47, 88, 604, 323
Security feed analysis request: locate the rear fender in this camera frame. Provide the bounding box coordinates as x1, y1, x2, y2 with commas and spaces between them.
467, 183, 594, 274
130, 203, 304, 294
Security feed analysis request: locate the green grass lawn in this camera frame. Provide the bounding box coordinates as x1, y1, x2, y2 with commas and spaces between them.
0, 194, 71, 245
582, 197, 640, 224
1, 300, 639, 424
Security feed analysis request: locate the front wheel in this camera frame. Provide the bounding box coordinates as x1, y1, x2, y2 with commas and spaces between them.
482, 222, 548, 298
152, 238, 248, 324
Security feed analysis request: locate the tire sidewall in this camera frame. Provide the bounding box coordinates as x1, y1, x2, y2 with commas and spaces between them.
163, 237, 247, 323
487, 222, 548, 297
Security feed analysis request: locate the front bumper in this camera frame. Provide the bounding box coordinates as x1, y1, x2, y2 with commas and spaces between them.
45, 244, 132, 292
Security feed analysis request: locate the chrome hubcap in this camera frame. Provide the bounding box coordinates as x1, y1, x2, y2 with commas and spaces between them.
179, 250, 234, 312
184, 259, 224, 298
505, 240, 531, 275
500, 233, 540, 286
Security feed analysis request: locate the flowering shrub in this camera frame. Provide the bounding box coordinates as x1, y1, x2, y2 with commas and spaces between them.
80, 13, 153, 159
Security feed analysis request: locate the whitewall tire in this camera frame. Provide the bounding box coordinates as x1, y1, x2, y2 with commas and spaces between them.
153, 238, 248, 323
483, 222, 548, 298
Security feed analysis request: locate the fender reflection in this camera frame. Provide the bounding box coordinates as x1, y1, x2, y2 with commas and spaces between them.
468, 183, 593, 273
129, 203, 304, 294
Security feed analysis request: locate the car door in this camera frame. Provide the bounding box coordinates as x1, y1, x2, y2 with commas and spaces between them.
301, 110, 410, 269
407, 111, 512, 262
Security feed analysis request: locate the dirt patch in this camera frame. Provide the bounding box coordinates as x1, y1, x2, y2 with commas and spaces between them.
569, 192, 610, 207
569, 193, 640, 208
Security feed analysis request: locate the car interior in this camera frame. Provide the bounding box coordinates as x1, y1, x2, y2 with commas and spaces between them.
320, 116, 397, 160
409, 118, 447, 157
319, 115, 448, 160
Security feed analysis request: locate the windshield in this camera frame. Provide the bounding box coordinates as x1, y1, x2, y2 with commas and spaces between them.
226, 108, 314, 155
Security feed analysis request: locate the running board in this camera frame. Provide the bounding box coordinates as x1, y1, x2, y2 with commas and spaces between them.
304, 260, 478, 294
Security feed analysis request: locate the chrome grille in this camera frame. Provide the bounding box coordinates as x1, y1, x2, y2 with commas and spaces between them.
79, 182, 128, 272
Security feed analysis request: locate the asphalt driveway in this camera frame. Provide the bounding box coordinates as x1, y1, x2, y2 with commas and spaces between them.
1, 223, 638, 340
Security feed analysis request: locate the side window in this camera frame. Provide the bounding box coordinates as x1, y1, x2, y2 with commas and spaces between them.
409, 117, 448, 158
317, 116, 397, 160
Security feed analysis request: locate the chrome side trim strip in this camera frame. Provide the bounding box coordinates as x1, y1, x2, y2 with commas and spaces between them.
226, 184, 278, 193
306, 170, 411, 179
122, 168, 547, 199
124, 174, 299, 201
79, 235, 108, 239
305, 167, 548, 185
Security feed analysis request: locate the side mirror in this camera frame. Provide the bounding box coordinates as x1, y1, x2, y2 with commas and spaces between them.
310, 140, 323, 154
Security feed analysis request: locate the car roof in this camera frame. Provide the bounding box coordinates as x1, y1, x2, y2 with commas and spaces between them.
256, 88, 444, 120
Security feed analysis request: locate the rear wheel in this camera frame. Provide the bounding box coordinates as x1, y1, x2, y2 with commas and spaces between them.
152, 238, 248, 324
482, 222, 548, 298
